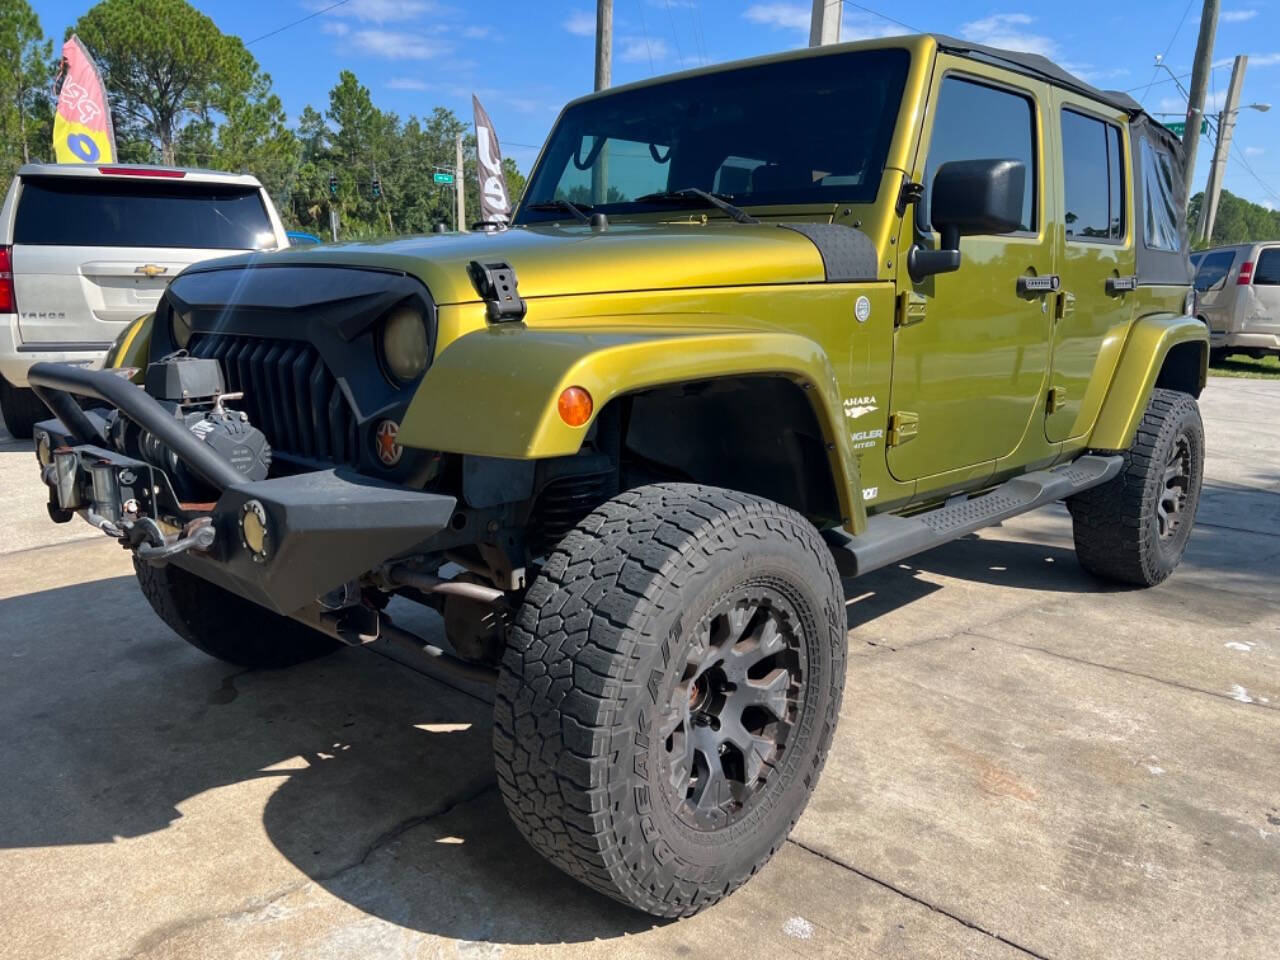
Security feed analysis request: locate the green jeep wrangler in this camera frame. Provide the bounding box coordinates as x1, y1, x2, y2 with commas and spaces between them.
27, 35, 1206, 917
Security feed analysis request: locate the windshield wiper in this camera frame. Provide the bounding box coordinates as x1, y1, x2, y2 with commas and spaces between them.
526, 198, 593, 224
634, 187, 760, 224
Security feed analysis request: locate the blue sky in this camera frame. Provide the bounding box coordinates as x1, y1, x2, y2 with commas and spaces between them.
32, 0, 1280, 208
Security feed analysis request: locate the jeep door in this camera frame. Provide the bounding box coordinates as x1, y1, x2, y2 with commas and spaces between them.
1045, 95, 1136, 443
889, 62, 1055, 482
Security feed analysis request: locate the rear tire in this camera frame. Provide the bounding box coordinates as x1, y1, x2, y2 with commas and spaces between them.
1068, 388, 1204, 587
134, 558, 341, 668
493, 483, 846, 917
0, 377, 47, 440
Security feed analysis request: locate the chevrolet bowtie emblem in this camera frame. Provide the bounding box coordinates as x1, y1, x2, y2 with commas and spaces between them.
134, 264, 168, 278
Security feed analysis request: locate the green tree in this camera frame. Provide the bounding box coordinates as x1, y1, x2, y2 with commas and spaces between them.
72, 0, 272, 166
1189, 189, 1280, 247
0, 0, 53, 178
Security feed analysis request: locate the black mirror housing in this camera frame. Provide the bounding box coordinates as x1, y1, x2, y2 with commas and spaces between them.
931, 158, 1026, 249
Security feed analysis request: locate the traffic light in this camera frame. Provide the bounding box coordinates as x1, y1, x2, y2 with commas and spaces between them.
328, 173, 338, 196
371, 176, 381, 198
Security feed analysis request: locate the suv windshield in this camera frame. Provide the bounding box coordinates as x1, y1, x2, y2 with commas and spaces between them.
14, 176, 273, 249
516, 48, 910, 222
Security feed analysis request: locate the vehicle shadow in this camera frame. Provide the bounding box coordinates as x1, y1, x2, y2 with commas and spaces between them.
0, 575, 656, 945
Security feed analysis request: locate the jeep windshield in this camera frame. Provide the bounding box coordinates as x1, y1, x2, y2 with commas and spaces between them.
516, 48, 909, 223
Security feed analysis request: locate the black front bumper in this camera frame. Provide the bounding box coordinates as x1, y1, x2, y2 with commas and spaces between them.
30, 363, 457, 616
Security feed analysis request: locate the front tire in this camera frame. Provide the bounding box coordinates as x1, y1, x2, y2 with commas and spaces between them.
134, 558, 341, 668
493, 484, 846, 917
0, 377, 47, 440
1068, 388, 1204, 586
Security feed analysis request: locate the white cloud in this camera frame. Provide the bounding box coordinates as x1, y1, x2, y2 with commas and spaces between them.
350, 29, 448, 59
620, 36, 669, 63
309, 0, 437, 24
1061, 62, 1130, 83
320, 21, 349, 36
1244, 145, 1265, 157
461, 25, 490, 39
1262, 200, 1276, 211
959, 13, 1056, 57
743, 3, 810, 32
1249, 52, 1280, 67
564, 10, 596, 36
841, 14, 906, 42
1222, 8, 1259, 22
387, 77, 429, 91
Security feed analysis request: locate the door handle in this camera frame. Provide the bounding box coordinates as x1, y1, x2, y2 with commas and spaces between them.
1105, 275, 1137, 295
1017, 274, 1061, 297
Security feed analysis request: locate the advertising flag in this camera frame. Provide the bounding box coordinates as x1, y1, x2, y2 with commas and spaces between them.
53, 36, 117, 165
472, 95, 511, 225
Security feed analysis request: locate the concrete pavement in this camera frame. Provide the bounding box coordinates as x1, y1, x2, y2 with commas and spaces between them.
0, 378, 1276, 959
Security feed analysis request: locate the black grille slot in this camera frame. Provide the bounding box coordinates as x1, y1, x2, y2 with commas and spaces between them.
189, 334, 361, 468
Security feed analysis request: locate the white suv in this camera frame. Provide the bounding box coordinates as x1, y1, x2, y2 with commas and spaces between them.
0, 164, 289, 437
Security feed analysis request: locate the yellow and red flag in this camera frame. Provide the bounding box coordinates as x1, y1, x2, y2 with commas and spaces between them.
53, 35, 117, 164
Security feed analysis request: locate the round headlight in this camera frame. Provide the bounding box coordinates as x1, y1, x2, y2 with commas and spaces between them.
172, 308, 193, 349
382, 305, 429, 382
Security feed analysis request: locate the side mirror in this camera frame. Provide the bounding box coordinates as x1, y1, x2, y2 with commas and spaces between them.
908, 158, 1026, 282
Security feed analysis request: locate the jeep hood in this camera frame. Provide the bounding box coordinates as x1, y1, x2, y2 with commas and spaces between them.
198, 222, 834, 304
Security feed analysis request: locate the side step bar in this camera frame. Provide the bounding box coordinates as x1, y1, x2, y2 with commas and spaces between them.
826, 454, 1123, 578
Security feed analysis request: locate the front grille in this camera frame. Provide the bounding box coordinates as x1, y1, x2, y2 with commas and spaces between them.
188, 334, 360, 468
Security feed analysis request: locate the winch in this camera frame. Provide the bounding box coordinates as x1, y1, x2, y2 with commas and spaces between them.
112, 354, 272, 502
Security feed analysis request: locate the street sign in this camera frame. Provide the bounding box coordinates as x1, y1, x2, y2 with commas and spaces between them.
433, 172, 455, 184
1166, 119, 1209, 136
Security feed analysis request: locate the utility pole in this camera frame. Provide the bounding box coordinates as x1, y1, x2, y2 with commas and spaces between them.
455, 134, 466, 232
1198, 55, 1247, 243
1182, 0, 1220, 202
592, 0, 612, 205
809, 0, 842, 46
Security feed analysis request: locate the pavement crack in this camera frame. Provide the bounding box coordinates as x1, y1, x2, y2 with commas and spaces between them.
972, 632, 1279, 711
786, 838, 1052, 960
320, 777, 498, 883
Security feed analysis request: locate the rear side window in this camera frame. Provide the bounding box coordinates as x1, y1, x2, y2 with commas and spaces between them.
1061, 109, 1125, 241
1140, 140, 1180, 252
1193, 250, 1238, 291
1254, 249, 1280, 286
924, 76, 1037, 232
14, 176, 273, 250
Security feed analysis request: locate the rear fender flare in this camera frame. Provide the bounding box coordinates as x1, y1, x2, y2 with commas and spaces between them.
1090, 312, 1208, 451
399, 325, 867, 530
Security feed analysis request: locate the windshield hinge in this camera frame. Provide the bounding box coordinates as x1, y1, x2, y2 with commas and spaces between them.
896, 290, 927, 328
888, 411, 919, 446
896, 179, 925, 217
467, 260, 527, 322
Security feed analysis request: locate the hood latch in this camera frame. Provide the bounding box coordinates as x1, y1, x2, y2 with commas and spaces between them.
467, 260, 527, 322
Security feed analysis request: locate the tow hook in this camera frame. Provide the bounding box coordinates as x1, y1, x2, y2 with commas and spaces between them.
134, 516, 217, 562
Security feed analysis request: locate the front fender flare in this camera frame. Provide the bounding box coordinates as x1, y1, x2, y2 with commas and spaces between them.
399, 325, 866, 530
1090, 312, 1208, 451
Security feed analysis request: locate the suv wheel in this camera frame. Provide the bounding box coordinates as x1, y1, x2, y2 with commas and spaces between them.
134, 558, 342, 668
0, 377, 48, 440
1068, 388, 1204, 586
493, 483, 846, 917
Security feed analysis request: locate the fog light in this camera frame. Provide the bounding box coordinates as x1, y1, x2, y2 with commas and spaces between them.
240, 500, 270, 562
557, 386, 593, 427
35, 431, 52, 467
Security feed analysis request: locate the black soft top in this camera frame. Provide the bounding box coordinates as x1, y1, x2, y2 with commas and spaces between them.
935, 34, 1191, 284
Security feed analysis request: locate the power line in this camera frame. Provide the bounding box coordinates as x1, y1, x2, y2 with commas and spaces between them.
633, 0, 656, 73
839, 1, 922, 35
662, 0, 685, 66
246, 0, 353, 46
1136, 0, 1196, 105
1229, 141, 1280, 206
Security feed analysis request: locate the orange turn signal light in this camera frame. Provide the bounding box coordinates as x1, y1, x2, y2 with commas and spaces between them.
557, 386, 593, 426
